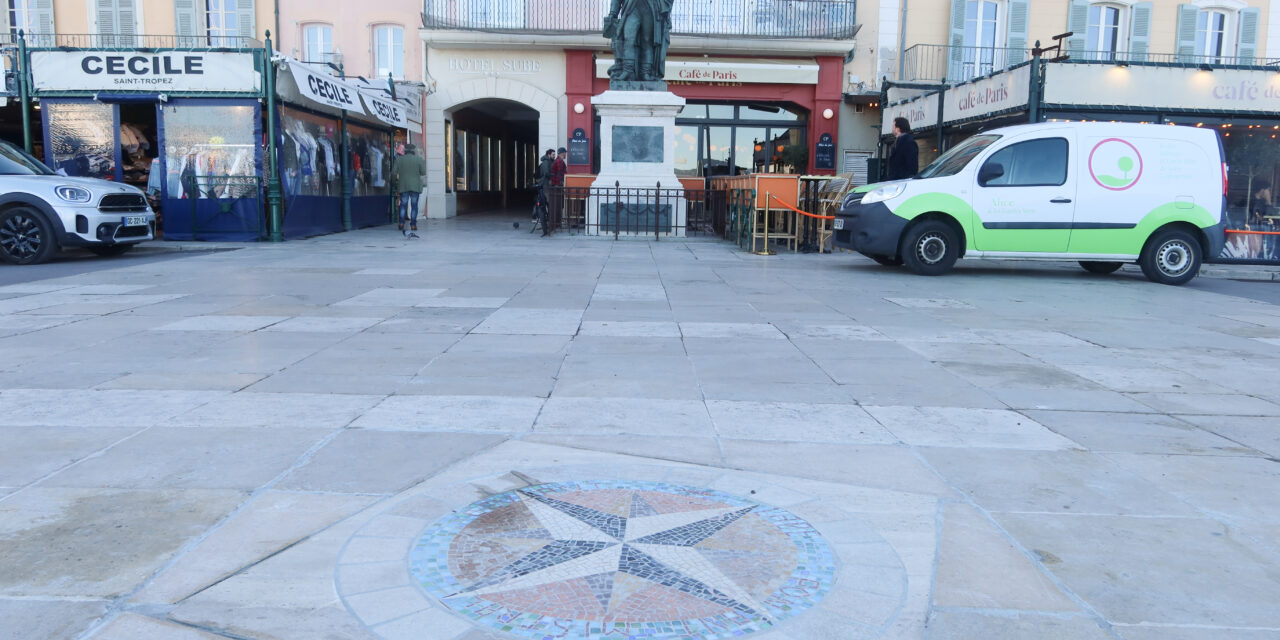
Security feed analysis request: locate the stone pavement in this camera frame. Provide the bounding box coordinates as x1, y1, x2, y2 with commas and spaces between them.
1, 214, 1279, 640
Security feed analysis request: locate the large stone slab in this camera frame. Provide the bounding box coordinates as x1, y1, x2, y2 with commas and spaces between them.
0, 599, 109, 640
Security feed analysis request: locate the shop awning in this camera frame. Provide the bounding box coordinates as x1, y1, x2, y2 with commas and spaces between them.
282, 61, 409, 129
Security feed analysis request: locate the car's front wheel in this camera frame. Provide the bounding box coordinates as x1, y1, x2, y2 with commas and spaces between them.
89, 244, 134, 257
1140, 229, 1202, 285
900, 220, 960, 276
0, 206, 57, 265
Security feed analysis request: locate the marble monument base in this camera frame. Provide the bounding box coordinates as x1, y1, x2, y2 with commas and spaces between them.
589, 90, 687, 237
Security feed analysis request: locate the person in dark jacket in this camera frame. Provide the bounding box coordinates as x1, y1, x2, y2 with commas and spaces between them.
887, 117, 919, 180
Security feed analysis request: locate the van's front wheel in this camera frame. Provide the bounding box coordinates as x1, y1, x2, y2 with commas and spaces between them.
1140, 230, 1202, 285
900, 220, 959, 276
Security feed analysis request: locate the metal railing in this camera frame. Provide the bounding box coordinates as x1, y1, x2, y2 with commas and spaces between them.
8, 33, 262, 50
543, 184, 727, 238
901, 43, 1280, 84
423, 0, 858, 39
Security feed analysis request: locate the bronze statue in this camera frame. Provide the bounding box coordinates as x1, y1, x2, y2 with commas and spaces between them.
604, 0, 674, 89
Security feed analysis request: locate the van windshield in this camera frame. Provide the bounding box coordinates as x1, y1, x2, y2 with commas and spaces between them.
918, 134, 1001, 179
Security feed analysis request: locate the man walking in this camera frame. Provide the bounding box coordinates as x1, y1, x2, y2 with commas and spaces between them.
886, 117, 919, 181
393, 143, 427, 237
535, 149, 554, 223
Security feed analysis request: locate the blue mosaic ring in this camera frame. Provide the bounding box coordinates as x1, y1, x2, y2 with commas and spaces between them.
409, 480, 836, 639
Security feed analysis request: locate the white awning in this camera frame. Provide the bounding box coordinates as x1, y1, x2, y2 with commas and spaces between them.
282, 61, 410, 128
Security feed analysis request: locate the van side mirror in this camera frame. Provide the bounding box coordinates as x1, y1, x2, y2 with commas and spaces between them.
978, 162, 1004, 186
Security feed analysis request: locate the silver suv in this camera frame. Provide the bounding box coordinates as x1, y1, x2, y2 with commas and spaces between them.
0, 140, 156, 265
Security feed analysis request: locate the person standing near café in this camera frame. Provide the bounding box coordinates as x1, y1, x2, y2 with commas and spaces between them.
542, 147, 568, 236
887, 117, 919, 181
393, 143, 427, 237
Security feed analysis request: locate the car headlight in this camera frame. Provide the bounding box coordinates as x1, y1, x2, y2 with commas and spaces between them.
861, 182, 907, 205
54, 186, 93, 203
841, 191, 864, 209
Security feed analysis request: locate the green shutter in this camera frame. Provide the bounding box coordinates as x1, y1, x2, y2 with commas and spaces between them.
237, 0, 256, 41
947, 0, 967, 82
1065, 0, 1089, 56
1006, 0, 1030, 65
1176, 4, 1199, 62
1129, 2, 1152, 62
175, 0, 201, 47
1238, 7, 1260, 64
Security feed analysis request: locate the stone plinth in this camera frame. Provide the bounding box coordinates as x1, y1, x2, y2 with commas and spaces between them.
589, 90, 686, 236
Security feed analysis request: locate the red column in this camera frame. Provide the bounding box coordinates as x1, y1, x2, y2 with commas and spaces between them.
565, 49, 596, 172
809, 56, 844, 175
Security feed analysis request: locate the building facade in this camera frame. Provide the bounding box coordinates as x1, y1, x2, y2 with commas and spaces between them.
839, 0, 1280, 181
419, 0, 859, 218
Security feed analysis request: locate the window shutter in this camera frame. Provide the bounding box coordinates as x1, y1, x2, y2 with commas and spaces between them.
1065, 0, 1089, 56
1176, 4, 1199, 62
174, 0, 200, 47
1129, 2, 1153, 62
1006, 0, 1030, 65
116, 0, 136, 47
1237, 7, 1260, 64
947, 0, 966, 82
31, 0, 55, 46
96, 0, 117, 47
237, 0, 256, 41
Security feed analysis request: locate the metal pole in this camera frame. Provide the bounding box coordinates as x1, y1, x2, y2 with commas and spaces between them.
264, 32, 284, 243
18, 30, 32, 154
334, 62, 352, 232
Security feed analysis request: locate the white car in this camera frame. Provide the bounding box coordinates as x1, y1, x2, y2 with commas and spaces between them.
0, 139, 156, 265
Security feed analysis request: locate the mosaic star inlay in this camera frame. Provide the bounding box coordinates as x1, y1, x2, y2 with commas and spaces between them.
409, 480, 836, 640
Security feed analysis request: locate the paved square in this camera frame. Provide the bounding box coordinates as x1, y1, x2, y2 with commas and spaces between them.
2, 220, 1279, 640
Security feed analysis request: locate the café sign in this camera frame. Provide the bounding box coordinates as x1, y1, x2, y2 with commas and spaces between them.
1044, 63, 1280, 112
942, 64, 1031, 124
595, 57, 819, 85
882, 93, 940, 134
30, 51, 259, 93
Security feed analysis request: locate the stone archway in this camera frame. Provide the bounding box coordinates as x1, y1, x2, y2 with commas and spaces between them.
425, 78, 560, 218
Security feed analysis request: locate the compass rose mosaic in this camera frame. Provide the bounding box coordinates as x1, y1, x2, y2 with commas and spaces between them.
409, 480, 836, 639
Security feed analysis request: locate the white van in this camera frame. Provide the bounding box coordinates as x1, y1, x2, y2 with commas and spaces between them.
833, 122, 1227, 285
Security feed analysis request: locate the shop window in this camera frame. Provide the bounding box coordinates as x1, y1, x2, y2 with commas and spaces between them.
1086, 4, 1126, 61
980, 138, 1069, 187
303, 23, 335, 64
164, 104, 257, 199
346, 122, 391, 198
44, 102, 118, 181
278, 105, 341, 199
94, 0, 136, 48
373, 25, 404, 79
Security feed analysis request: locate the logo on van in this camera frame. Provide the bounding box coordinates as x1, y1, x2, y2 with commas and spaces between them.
1089, 138, 1143, 191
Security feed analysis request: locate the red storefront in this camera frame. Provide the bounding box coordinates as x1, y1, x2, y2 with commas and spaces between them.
563, 50, 844, 177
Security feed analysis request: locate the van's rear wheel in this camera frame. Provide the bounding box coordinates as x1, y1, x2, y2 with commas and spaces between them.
1140, 229, 1202, 285
1079, 261, 1123, 275
900, 220, 959, 276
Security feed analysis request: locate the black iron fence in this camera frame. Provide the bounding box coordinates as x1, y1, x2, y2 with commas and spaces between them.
543, 183, 728, 239
423, 0, 858, 39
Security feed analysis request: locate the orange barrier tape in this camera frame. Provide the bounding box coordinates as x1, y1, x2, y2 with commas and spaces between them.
1226, 229, 1280, 236
767, 194, 835, 220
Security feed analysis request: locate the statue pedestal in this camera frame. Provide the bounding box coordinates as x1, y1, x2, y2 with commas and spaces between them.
589, 90, 687, 237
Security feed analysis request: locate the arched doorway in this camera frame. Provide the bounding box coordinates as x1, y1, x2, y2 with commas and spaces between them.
425, 78, 559, 218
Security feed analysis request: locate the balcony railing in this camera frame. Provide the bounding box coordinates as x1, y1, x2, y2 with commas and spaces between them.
1, 33, 263, 50
901, 43, 1280, 84
422, 0, 858, 40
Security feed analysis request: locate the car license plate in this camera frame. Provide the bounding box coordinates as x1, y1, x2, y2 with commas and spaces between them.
122, 215, 147, 226
833, 218, 844, 230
